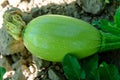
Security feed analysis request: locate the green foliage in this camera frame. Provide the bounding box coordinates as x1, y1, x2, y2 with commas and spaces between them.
92, 6, 120, 35
105, 0, 120, 3
81, 55, 99, 80
92, 6, 120, 52
105, 0, 110, 3
62, 54, 120, 80
97, 19, 120, 35
114, 7, 120, 28
62, 54, 85, 80
95, 6, 120, 35
99, 62, 120, 80
0, 66, 6, 80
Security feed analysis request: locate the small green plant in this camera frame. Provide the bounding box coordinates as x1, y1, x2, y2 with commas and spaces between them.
0, 66, 6, 80
62, 54, 120, 80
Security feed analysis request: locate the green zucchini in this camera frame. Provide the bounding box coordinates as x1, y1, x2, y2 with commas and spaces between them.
3, 10, 120, 62
23, 15, 101, 61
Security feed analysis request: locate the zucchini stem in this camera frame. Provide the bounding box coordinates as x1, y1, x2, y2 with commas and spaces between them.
100, 31, 120, 52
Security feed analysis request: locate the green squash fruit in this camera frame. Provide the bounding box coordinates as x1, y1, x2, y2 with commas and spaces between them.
23, 15, 101, 62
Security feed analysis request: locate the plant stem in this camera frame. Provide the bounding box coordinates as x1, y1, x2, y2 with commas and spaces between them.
99, 31, 120, 52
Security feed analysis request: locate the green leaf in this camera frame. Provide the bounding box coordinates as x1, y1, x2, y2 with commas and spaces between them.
81, 55, 98, 72
105, 0, 110, 3
81, 55, 100, 80
114, 7, 120, 28
98, 19, 120, 35
86, 70, 100, 80
0, 66, 6, 80
100, 31, 120, 43
99, 62, 120, 80
62, 54, 85, 80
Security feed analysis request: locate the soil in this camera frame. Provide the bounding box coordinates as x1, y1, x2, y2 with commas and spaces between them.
0, 0, 120, 80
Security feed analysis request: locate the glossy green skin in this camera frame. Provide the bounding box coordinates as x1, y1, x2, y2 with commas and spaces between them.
23, 15, 101, 62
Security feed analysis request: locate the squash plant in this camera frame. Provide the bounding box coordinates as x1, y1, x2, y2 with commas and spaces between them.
3, 7, 120, 62
62, 6, 120, 80
62, 54, 120, 80
3, 6, 120, 80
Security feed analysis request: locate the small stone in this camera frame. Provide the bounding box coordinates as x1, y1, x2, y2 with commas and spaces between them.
18, 1, 28, 11
12, 67, 26, 80
33, 56, 43, 69
55, 66, 60, 71
0, 27, 14, 55
8, 0, 21, 7
76, 0, 106, 14
0, 56, 12, 71
31, 7, 40, 17
0, 26, 25, 55
1, 0, 8, 8
22, 12, 33, 23
48, 68, 65, 80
